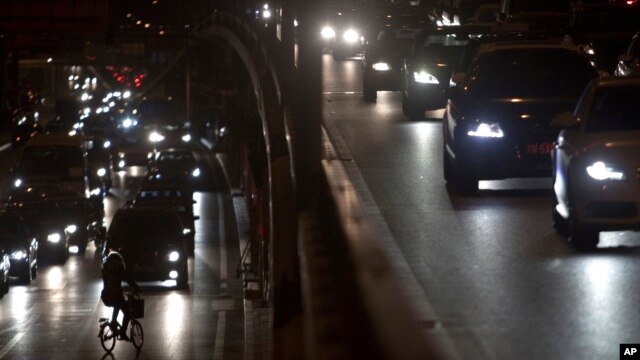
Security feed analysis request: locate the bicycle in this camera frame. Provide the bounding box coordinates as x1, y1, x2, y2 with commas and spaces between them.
98, 293, 144, 352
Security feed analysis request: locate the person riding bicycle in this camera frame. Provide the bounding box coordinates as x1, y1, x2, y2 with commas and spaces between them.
101, 251, 140, 341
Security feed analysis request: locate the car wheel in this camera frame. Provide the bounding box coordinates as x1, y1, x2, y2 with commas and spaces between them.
443, 142, 453, 183
363, 77, 377, 102
19, 262, 32, 284
552, 196, 569, 237
404, 97, 423, 120
570, 219, 599, 251
452, 159, 477, 194
31, 262, 38, 280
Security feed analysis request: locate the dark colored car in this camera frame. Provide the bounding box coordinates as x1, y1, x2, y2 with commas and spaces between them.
42, 192, 104, 254
362, 26, 420, 101
0, 249, 10, 297
87, 145, 114, 197
9, 201, 70, 263
443, 40, 599, 193
0, 211, 38, 283
102, 207, 189, 288
133, 183, 199, 255
567, 2, 640, 73
5, 182, 62, 207
615, 31, 640, 77
147, 148, 200, 188
11, 112, 42, 148
401, 25, 489, 119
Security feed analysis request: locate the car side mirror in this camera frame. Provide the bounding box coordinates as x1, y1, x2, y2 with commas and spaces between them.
551, 112, 578, 129
125, 200, 134, 207
192, 200, 197, 204
618, 53, 633, 63
194, 216, 200, 221
451, 72, 465, 86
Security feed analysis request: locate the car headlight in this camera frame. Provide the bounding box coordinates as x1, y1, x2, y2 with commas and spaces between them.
192, 168, 201, 177
372, 62, 390, 71
149, 131, 165, 142
14, 178, 22, 188
413, 71, 439, 84
343, 29, 359, 43
11, 250, 27, 260
65, 224, 77, 234
321, 26, 335, 39
103, 140, 111, 149
168, 251, 180, 262
47, 233, 61, 243
467, 122, 504, 138
182, 134, 192, 142
183, 228, 192, 235
97, 168, 107, 177
90, 188, 102, 196
118, 160, 126, 168
122, 118, 136, 128
586, 161, 625, 181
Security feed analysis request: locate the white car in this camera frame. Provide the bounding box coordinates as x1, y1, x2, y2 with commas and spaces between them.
551, 76, 640, 249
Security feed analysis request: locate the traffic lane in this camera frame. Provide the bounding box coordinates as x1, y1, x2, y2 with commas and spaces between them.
0, 147, 243, 358
322, 55, 640, 359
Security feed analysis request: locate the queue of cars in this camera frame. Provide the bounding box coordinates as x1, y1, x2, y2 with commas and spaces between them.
354, 2, 640, 250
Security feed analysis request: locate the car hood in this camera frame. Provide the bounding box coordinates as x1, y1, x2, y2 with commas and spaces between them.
465, 98, 578, 124
574, 131, 640, 165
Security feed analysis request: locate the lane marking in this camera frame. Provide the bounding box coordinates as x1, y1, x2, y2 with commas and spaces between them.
0, 143, 11, 153
0, 332, 24, 359
213, 311, 227, 360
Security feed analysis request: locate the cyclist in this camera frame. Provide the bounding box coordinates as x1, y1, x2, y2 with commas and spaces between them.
100, 251, 140, 341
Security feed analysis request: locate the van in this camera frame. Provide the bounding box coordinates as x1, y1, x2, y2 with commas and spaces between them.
10, 133, 90, 198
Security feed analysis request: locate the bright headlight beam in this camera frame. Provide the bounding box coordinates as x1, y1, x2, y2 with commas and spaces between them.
467, 123, 504, 138
372, 62, 390, 71
169, 251, 180, 262
413, 71, 439, 84
47, 233, 61, 243
586, 161, 625, 181
321, 26, 335, 39
343, 29, 359, 43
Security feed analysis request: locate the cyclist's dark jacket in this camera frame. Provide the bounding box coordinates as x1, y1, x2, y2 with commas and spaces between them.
101, 257, 139, 306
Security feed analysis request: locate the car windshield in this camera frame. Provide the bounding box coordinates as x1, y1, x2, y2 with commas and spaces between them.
108, 210, 181, 245
158, 152, 193, 162
469, 49, 596, 98
16, 203, 62, 225
586, 85, 640, 132
18, 145, 84, 181
509, 0, 572, 14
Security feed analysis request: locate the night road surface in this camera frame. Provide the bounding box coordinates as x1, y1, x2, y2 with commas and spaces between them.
0, 144, 244, 359
322, 53, 640, 360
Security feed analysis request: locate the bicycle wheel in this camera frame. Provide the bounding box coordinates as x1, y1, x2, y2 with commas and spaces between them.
100, 323, 117, 353
130, 319, 144, 349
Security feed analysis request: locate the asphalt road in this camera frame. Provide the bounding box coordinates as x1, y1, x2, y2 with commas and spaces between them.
322, 54, 640, 360
0, 143, 244, 359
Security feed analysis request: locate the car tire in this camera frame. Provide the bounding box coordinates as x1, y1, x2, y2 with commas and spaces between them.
31, 262, 38, 280
363, 76, 377, 102
443, 142, 453, 183
452, 158, 477, 194
18, 263, 32, 285
570, 219, 599, 251
403, 96, 423, 120
552, 197, 569, 237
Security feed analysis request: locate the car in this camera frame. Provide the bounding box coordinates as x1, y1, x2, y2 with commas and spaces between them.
362, 26, 420, 102
567, 2, 640, 73
0, 248, 10, 296
147, 148, 201, 187
86, 144, 114, 197
102, 207, 189, 288
0, 211, 38, 283
42, 191, 104, 254
11, 133, 89, 196
11, 111, 42, 148
132, 183, 199, 255
615, 31, 640, 77
550, 76, 640, 249
8, 201, 70, 264
443, 40, 599, 193
401, 25, 490, 119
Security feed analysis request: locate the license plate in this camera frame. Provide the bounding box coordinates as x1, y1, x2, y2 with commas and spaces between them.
526, 142, 554, 155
